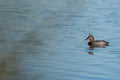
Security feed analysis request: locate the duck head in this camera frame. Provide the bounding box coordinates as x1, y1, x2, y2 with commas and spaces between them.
85, 35, 94, 42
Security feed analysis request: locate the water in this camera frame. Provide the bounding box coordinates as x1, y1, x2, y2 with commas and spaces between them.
0, 0, 120, 80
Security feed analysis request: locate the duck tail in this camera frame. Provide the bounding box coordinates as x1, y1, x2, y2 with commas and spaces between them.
106, 42, 109, 46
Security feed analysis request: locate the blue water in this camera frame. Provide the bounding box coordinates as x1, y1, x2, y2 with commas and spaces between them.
0, 0, 120, 80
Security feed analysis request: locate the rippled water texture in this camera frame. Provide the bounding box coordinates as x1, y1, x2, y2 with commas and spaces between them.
0, 0, 120, 80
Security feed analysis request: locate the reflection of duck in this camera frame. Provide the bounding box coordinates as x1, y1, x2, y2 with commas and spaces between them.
85, 35, 109, 49
88, 51, 94, 55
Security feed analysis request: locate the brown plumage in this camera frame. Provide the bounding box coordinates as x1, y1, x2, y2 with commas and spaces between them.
85, 35, 109, 48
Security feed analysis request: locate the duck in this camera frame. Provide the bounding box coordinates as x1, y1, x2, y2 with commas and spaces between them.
85, 35, 109, 48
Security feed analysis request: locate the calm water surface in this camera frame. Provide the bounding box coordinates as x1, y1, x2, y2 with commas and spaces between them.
0, 0, 120, 80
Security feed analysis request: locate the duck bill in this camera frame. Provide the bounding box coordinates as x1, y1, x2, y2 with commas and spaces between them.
85, 37, 88, 40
